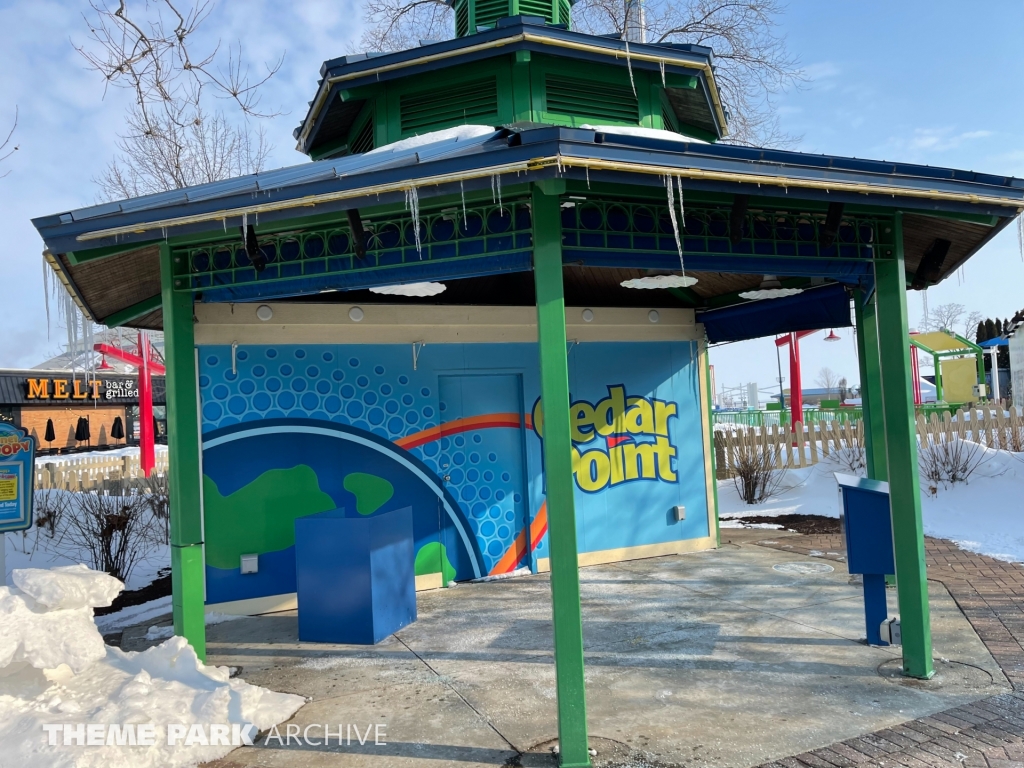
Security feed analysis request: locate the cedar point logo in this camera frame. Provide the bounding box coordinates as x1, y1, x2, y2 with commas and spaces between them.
531, 385, 679, 493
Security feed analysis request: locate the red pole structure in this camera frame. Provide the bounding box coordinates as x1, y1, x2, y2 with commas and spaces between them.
138, 331, 155, 478
911, 344, 922, 405
788, 332, 803, 430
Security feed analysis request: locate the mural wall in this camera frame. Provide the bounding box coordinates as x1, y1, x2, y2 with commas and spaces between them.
197, 341, 710, 607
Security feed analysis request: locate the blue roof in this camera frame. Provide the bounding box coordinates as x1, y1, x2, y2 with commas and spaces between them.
979, 337, 1008, 348
33, 126, 1024, 258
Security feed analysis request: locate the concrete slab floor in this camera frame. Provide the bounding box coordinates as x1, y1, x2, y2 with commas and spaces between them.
199, 530, 1009, 768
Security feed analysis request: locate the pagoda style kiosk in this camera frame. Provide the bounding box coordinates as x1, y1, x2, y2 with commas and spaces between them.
33, 3, 1024, 764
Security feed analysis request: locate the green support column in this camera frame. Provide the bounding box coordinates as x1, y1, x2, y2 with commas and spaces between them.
160, 244, 207, 661
854, 290, 888, 481
532, 183, 591, 768
875, 215, 933, 679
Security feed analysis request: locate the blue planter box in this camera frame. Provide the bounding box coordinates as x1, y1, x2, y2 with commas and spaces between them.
294, 506, 416, 644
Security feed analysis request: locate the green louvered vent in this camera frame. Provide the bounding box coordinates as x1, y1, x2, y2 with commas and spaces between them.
454, 0, 470, 36
662, 105, 677, 133
519, 0, 556, 21
474, 0, 511, 28
557, 0, 571, 25
545, 75, 639, 123
400, 77, 499, 135
350, 117, 374, 154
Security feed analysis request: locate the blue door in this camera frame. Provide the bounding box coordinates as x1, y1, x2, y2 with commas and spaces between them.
437, 374, 529, 577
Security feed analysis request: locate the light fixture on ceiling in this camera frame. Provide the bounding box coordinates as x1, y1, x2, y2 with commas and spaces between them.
738, 275, 804, 300
97, 355, 113, 371
369, 282, 447, 297
620, 274, 698, 289
824, 329, 841, 342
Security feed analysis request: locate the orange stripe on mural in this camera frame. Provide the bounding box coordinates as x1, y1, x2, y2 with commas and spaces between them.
489, 501, 548, 576
394, 412, 524, 449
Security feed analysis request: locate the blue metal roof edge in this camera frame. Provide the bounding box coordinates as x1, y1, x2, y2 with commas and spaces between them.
34, 127, 1024, 256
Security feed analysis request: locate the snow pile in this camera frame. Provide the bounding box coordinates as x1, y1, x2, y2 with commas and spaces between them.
718, 449, 1024, 563
0, 566, 304, 767
0, 565, 119, 674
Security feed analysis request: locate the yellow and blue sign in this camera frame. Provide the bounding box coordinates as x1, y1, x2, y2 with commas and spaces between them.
0, 423, 35, 533
532, 385, 679, 493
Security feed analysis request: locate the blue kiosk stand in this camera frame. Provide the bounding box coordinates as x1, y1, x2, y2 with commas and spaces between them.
835, 474, 895, 646
294, 506, 417, 644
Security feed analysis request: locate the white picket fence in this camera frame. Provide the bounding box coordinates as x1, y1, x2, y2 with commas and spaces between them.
34, 453, 170, 491
714, 405, 1024, 479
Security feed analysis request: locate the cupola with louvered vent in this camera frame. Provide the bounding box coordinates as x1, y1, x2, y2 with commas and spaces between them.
451, 0, 574, 36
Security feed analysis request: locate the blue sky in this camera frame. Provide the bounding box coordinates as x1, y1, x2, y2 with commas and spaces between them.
2, 0, 1023, 396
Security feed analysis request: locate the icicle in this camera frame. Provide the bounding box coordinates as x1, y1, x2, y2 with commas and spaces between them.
586, 166, 591, 189
491, 174, 496, 205
242, 212, 248, 232
664, 175, 683, 264
222, 218, 227, 233
624, 41, 636, 98
460, 179, 467, 222
405, 187, 422, 258
1017, 215, 1024, 262
496, 173, 503, 213
675, 175, 687, 275
42, 255, 51, 340
161, 226, 167, 240
660, 59, 666, 87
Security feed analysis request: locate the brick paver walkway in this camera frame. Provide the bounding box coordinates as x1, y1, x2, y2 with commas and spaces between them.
752, 530, 1024, 767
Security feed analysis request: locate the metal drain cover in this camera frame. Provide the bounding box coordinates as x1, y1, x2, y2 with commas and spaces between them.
773, 562, 835, 574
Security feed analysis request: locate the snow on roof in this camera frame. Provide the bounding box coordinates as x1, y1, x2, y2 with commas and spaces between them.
580, 124, 709, 145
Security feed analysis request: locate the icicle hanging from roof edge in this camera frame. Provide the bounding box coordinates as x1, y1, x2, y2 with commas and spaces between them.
624, 41, 637, 98
674, 175, 687, 276
42, 255, 51, 340
495, 173, 503, 213
1017, 214, 1024, 262
460, 179, 467, 223
664, 175, 683, 266
660, 59, 666, 87
405, 186, 423, 257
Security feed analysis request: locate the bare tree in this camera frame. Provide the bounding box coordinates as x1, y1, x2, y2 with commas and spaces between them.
930, 302, 965, 334
963, 311, 984, 342
361, 0, 802, 147
74, 1, 281, 197
97, 104, 270, 199
0, 106, 17, 179
816, 366, 839, 397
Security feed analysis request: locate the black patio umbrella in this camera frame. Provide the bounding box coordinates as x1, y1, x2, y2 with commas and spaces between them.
110, 416, 125, 444
75, 417, 91, 447
44, 418, 55, 449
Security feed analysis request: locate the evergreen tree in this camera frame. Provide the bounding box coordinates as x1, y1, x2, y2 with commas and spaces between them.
985, 319, 997, 340
976, 320, 987, 343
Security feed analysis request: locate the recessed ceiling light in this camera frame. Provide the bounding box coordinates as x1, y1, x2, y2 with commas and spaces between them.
369, 282, 447, 297
255, 305, 273, 321
620, 275, 699, 289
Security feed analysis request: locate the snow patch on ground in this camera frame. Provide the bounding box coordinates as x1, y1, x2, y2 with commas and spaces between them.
0, 566, 304, 767
718, 449, 1024, 563
95, 596, 172, 634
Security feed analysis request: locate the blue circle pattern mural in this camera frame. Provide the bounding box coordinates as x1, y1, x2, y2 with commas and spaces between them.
199, 344, 535, 605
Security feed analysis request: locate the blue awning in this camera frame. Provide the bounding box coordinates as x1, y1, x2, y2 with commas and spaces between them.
698, 283, 852, 343
978, 337, 1008, 348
